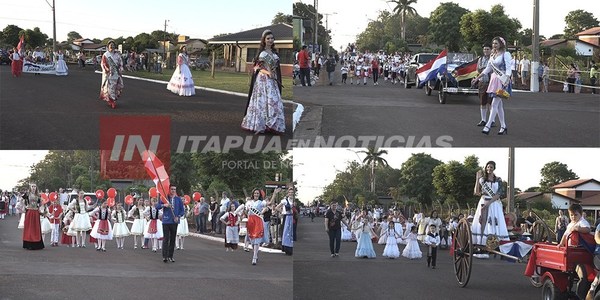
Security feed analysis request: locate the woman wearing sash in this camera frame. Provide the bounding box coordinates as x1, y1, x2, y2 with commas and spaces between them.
68, 190, 93, 248
472, 37, 512, 135
471, 161, 509, 258
167, 45, 195, 96
128, 199, 145, 249
246, 189, 273, 265
23, 184, 44, 250
241, 29, 285, 134
99, 40, 124, 109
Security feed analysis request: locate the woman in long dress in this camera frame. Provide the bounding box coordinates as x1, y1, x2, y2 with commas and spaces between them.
55, 50, 68, 76
22, 184, 44, 250
241, 29, 285, 134
167, 46, 195, 96
353, 209, 378, 258
99, 40, 124, 109
220, 203, 240, 251
471, 161, 509, 258
9, 47, 22, 77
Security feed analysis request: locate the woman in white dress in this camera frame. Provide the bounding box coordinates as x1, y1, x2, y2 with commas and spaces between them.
471, 161, 509, 258
167, 45, 195, 96
55, 50, 68, 76
68, 191, 92, 248
378, 216, 390, 245
393, 211, 404, 241
112, 202, 130, 249
241, 29, 285, 134
90, 201, 113, 251
402, 224, 422, 259
128, 199, 146, 249
176, 204, 190, 250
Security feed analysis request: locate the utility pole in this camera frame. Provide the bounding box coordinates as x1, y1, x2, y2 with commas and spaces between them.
323, 12, 337, 54
507, 147, 515, 213
531, 0, 540, 92
163, 20, 169, 69
45, 0, 56, 61
314, 0, 318, 53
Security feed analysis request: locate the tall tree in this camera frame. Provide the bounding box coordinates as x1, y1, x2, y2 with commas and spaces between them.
272, 12, 293, 25
22, 27, 49, 49
460, 5, 521, 51
429, 2, 470, 52
564, 10, 599, 38
389, 0, 418, 41
358, 147, 389, 193
399, 153, 442, 204
432, 160, 477, 206
293, 2, 330, 52
1, 25, 24, 47
539, 162, 579, 192
67, 31, 82, 43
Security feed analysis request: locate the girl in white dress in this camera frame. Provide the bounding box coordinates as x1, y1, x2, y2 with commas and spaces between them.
62, 210, 77, 247
39, 202, 52, 242
90, 201, 113, 251
220, 203, 240, 251
402, 224, 422, 259
55, 50, 68, 76
378, 216, 390, 244
112, 202, 130, 249
176, 204, 190, 250
144, 198, 163, 252
383, 221, 402, 259
128, 199, 146, 249
68, 191, 92, 248
400, 218, 414, 245
393, 212, 404, 241
17, 198, 25, 229
167, 46, 195, 96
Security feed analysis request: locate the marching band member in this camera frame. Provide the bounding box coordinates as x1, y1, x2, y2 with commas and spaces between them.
112, 202, 130, 249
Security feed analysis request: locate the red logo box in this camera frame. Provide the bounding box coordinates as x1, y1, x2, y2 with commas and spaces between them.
99, 115, 171, 179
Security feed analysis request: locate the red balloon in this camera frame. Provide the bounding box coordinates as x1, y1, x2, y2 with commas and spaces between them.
41, 194, 50, 204
84, 196, 92, 204
192, 192, 202, 201
149, 187, 158, 198
49, 192, 58, 201
125, 195, 133, 205
183, 195, 191, 205
260, 190, 266, 199
107, 188, 117, 198
96, 189, 105, 199
107, 197, 115, 207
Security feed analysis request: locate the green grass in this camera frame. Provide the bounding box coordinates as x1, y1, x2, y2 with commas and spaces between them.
127, 69, 293, 100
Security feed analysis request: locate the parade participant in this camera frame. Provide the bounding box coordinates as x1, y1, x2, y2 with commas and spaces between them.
371, 58, 380, 85
471, 161, 509, 258
476, 43, 492, 127
402, 224, 421, 259
393, 210, 404, 240
425, 224, 440, 268
348, 61, 356, 85
128, 199, 146, 249
90, 200, 113, 252
275, 186, 295, 255
112, 202, 130, 249
0, 192, 7, 219
23, 184, 44, 250
417, 212, 430, 242
352, 208, 377, 258
48, 196, 63, 245
61, 210, 76, 247
99, 40, 124, 109
340, 62, 348, 84
382, 221, 401, 259
262, 200, 272, 246
220, 203, 240, 252
325, 202, 348, 257
68, 190, 92, 248
558, 203, 590, 247
472, 37, 512, 135
241, 29, 285, 134
39, 200, 52, 243
245, 189, 271, 265
167, 45, 195, 96
157, 185, 184, 263
378, 216, 390, 245
427, 210, 442, 234
144, 198, 163, 253
9, 47, 22, 77
175, 202, 190, 250
55, 50, 68, 76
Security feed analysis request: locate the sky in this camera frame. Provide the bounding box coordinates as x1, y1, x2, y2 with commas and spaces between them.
0, 151, 49, 191
292, 148, 600, 205
0, 0, 291, 42
296, 0, 600, 51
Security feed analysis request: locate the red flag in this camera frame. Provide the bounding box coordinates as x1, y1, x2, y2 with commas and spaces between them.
142, 150, 170, 204
16, 36, 24, 53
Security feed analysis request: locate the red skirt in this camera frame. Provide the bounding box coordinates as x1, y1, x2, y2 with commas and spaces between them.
23, 209, 44, 250
247, 215, 264, 239
97, 220, 109, 235
148, 219, 158, 234
11, 60, 22, 77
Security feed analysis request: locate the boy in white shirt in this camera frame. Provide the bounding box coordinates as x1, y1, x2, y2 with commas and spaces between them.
558, 203, 591, 247
340, 63, 349, 84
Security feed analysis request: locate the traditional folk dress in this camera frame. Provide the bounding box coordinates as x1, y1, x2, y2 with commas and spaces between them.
378, 219, 389, 245
382, 226, 401, 258
128, 204, 146, 236
425, 232, 441, 267
176, 206, 190, 237
23, 194, 44, 250
69, 199, 92, 232
48, 203, 63, 245
280, 197, 294, 255
99, 49, 124, 107
61, 210, 76, 245
0, 196, 8, 218
402, 232, 422, 259
144, 206, 163, 239
112, 209, 130, 238
241, 50, 285, 134
417, 217, 430, 242
353, 220, 376, 258
246, 200, 265, 245
471, 176, 509, 247
39, 205, 52, 235
393, 217, 404, 240
90, 207, 113, 240
220, 211, 239, 249
55, 53, 68, 76
167, 53, 195, 96
11, 52, 22, 77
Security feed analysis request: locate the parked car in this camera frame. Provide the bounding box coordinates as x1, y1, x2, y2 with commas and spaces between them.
85, 55, 102, 65
65, 191, 98, 208
192, 57, 210, 70
403, 53, 438, 88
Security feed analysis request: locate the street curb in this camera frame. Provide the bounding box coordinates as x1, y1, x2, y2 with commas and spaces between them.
292, 105, 322, 142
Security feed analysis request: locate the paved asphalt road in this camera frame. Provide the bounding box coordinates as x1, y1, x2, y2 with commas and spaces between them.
294, 216, 541, 300
0, 66, 293, 151
294, 75, 600, 147
0, 215, 291, 299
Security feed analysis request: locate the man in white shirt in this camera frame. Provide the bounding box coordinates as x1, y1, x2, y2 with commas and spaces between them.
520, 55, 531, 87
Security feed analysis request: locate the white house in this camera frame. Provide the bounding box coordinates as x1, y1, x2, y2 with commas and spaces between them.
551, 179, 600, 217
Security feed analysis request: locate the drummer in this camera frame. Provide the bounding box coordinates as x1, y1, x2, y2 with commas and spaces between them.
558, 204, 590, 247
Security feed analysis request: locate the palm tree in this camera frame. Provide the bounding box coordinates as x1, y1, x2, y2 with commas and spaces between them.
358, 147, 389, 193
389, 0, 419, 41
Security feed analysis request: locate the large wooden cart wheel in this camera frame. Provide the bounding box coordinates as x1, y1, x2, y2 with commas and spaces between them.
453, 218, 473, 287
532, 220, 550, 242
